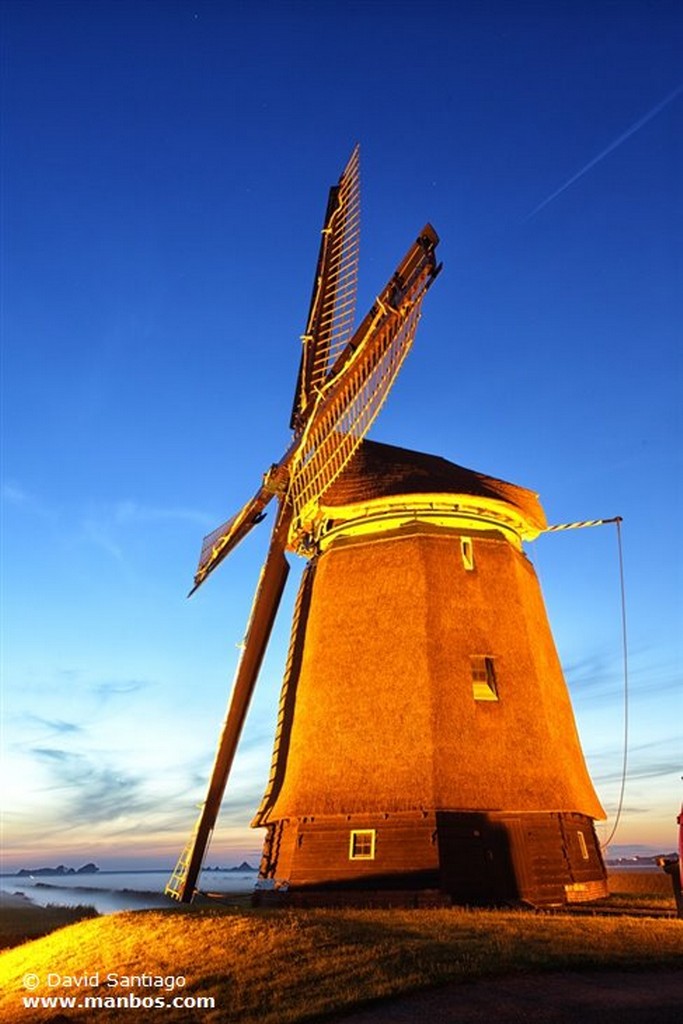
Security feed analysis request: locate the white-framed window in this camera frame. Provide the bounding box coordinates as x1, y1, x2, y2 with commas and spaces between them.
471, 655, 498, 701
349, 829, 376, 860
460, 536, 474, 571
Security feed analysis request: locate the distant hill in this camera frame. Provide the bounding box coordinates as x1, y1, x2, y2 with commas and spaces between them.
202, 861, 256, 873
605, 853, 676, 866
16, 863, 99, 877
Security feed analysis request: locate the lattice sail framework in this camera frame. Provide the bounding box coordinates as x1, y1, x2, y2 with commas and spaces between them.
294, 145, 361, 428
191, 489, 274, 594
288, 229, 440, 532
191, 224, 439, 591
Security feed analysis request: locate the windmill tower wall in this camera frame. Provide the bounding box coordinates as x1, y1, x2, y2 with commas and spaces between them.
254, 441, 608, 907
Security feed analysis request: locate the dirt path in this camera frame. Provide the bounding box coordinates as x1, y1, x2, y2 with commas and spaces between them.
333, 970, 683, 1023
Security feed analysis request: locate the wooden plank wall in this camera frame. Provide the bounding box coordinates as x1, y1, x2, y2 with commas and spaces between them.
274, 812, 440, 890
259, 809, 607, 907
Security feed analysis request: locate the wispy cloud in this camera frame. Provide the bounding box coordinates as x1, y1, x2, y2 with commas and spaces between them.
92, 679, 152, 702
6, 669, 152, 706
30, 747, 160, 827
171, 788, 263, 830
589, 736, 681, 785
23, 715, 83, 735
526, 83, 683, 219
1, 480, 54, 520
2, 481, 31, 506
112, 500, 213, 529
564, 651, 613, 690
22, 743, 245, 844
82, 518, 125, 561
593, 758, 681, 785
80, 499, 212, 565
565, 647, 681, 706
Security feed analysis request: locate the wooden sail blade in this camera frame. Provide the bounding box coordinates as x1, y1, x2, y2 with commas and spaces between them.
291, 145, 360, 432
290, 299, 425, 520
190, 486, 275, 595
166, 511, 291, 902
288, 226, 440, 524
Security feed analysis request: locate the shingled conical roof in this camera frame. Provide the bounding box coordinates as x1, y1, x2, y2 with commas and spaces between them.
321, 439, 547, 532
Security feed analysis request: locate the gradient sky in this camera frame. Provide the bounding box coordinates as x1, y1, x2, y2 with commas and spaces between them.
2, 0, 681, 872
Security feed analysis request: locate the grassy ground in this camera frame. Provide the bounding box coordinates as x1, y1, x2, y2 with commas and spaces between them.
604, 869, 677, 911
607, 870, 673, 895
0, 901, 681, 1024
0, 872, 677, 1022
604, 892, 673, 910
0, 897, 98, 951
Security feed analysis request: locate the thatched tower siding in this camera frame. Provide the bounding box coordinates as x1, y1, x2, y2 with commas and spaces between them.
260, 528, 603, 823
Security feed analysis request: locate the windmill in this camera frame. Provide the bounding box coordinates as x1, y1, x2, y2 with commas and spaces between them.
166, 147, 442, 903
167, 147, 608, 908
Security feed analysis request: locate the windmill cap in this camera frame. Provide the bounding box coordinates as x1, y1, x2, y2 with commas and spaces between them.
320, 439, 547, 533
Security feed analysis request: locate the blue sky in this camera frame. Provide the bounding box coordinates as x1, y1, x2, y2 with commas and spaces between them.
2, 0, 681, 871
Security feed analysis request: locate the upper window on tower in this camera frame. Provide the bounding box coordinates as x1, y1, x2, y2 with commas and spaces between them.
460, 537, 474, 570
471, 656, 498, 701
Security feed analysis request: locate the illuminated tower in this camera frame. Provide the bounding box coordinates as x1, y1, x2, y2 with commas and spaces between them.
253, 440, 608, 907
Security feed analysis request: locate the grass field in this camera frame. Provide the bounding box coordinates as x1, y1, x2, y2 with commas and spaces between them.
0, 898, 98, 951
0, 889, 681, 1024
607, 869, 673, 895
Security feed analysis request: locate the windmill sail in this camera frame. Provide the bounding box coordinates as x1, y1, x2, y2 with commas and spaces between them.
193, 224, 439, 584
190, 485, 276, 594
288, 225, 440, 527
291, 145, 360, 432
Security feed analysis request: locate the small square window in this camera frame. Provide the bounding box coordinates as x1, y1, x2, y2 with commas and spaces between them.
349, 829, 376, 860
471, 656, 498, 701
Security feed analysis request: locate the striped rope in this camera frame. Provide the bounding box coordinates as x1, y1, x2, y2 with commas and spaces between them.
546, 515, 622, 532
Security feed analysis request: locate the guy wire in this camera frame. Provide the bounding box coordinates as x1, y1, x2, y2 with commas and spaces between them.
544, 515, 630, 849
602, 515, 629, 848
